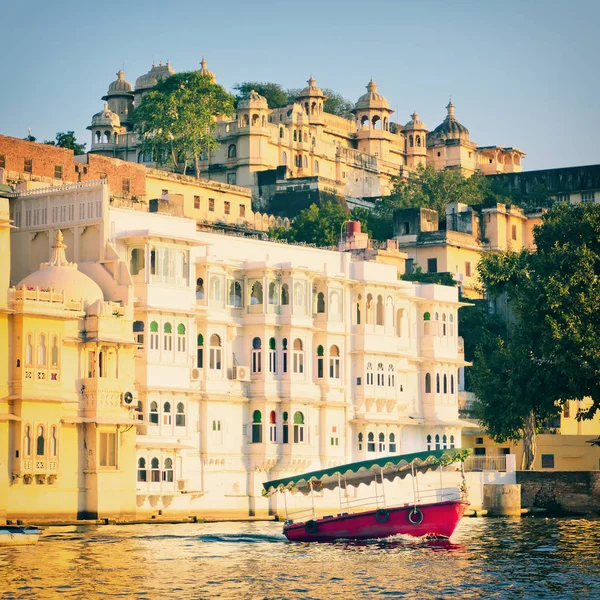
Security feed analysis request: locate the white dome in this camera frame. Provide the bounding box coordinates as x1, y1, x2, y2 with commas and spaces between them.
17, 231, 104, 308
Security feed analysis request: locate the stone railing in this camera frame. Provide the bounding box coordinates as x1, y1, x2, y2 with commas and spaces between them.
16, 179, 105, 197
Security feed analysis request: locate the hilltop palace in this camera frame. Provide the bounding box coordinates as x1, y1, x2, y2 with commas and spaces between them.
88, 59, 525, 210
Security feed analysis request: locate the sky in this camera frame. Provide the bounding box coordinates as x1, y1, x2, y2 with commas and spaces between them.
1, 0, 598, 172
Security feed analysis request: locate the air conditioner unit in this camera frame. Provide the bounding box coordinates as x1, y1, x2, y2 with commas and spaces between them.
121, 391, 138, 407
232, 365, 250, 381
191, 367, 202, 381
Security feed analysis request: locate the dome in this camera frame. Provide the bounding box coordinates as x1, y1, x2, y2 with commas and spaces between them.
135, 60, 175, 91
298, 76, 326, 98
430, 100, 470, 141
198, 57, 216, 83
237, 89, 268, 110
17, 231, 104, 308
403, 111, 427, 131
106, 70, 133, 95
90, 103, 121, 128
353, 79, 390, 111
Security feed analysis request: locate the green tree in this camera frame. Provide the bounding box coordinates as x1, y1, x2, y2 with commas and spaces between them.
400, 265, 456, 287
132, 71, 235, 178
233, 82, 289, 108
270, 201, 362, 247
44, 131, 87, 154
24, 133, 36, 142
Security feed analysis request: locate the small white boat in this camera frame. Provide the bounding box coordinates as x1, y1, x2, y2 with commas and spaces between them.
0, 526, 41, 546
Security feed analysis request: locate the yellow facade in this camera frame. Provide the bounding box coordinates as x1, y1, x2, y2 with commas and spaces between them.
0, 225, 138, 522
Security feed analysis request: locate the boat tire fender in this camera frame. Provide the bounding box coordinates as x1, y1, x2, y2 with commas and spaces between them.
375, 509, 390, 523
408, 507, 424, 525
305, 520, 319, 534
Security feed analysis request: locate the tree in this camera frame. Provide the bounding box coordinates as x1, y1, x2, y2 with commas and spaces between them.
322, 89, 354, 120
233, 82, 288, 108
44, 131, 87, 155
132, 71, 235, 178
270, 201, 367, 247
23, 133, 36, 142
401, 265, 456, 287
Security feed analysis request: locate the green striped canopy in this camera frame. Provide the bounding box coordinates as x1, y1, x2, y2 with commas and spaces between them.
262, 448, 470, 496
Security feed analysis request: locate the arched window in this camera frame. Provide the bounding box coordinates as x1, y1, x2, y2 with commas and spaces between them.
228, 144, 237, 158
281, 283, 290, 305
450, 374, 455, 394
269, 410, 277, 442
329, 345, 340, 379
317, 345, 324, 378
196, 278, 205, 300
282, 338, 288, 373
436, 374, 441, 393
358, 432, 364, 451
281, 151, 287, 164
377, 363, 384, 386
252, 410, 263, 443
450, 435, 455, 449
356, 294, 362, 325
409, 135, 414, 148
163, 401, 172, 425
442, 434, 448, 449
36, 426, 45, 456
133, 321, 144, 349
303, 155, 308, 168
137, 457, 147, 482
242, 114, 249, 127
103, 131, 111, 144
24, 425, 32, 457
366, 361, 374, 386
229, 280, 242, 307
388, 364, 395, 388
197, 334, 204, 369
149, 401, 159, 424
252, 337, 262, 373
149, 321, 159, 350
389, 433, 397, 453
443, 374, 448, 394
425, 373, 432, 394
292, 338, 304, 374
314, 160, 319, 173
268, 282, 278, 305
163, 322, 173, 351
177, 324, 186, 353
366, 294, 374, 324
293, 411, 305, 443
427, 434, 432, 451
378, 432, 386, 452
251, 281, 263, 305
416, 135, 421, 147
423, 312, 431, 321
367, 432, 375, 452
95, 131, 101, 144
317, 292, 325, 313
279, 127, 284, 139
435, 434, 440, 450
176, 402, 186, 427
150, 457, 160, 482
38, 334, 47, 366
210, 277, 221, 301
252, 114, 259, 126
268, 338, 277, 373
51, 335, 59, 367
50, 426, 58, 457
209, 334, 222, 370
282, 411, 289, 444
293, 130, 297, 142
376, 295, 384, 326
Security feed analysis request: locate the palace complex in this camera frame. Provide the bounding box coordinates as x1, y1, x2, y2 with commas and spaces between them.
87, 59, 525, 210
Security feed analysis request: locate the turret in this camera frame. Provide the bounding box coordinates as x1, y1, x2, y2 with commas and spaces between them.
102, 69, 134, 126
296, 77, 327, 126
403, 111, 428, 169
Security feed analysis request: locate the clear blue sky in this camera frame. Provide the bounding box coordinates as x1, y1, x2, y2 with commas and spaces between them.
2, 0, 598, 171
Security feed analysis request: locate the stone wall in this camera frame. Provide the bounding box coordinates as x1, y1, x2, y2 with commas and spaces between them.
517, 471, 600, 516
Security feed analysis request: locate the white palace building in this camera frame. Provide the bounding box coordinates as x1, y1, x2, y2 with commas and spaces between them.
6, 180, 470, 519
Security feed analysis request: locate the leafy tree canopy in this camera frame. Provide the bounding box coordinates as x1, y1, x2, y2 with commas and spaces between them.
400, 266, 456, 287
132, 71, 235, 178
467, 202, 600, 467
233, 82, 289, 109
44, 131, 87, 155
270, 201, 368, 247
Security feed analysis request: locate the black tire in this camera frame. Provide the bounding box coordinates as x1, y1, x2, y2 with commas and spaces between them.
304, 519, 319, 534
408, 507, 424, 525
375, 509, 390, 523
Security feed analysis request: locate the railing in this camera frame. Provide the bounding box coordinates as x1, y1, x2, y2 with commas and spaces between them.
464, 455, 507, 472
16, 179, 106, 197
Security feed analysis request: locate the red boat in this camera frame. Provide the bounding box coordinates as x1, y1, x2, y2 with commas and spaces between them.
263, 448, 471, 542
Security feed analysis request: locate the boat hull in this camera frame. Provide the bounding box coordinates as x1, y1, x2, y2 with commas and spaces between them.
283, 500, 468, 542
0, 527, 41, 546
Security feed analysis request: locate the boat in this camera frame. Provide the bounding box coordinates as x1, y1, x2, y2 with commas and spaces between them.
263, 448, 471, 542
0, 525, 42, 546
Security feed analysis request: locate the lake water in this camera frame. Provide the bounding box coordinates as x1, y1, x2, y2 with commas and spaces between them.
1, 518, 599, 599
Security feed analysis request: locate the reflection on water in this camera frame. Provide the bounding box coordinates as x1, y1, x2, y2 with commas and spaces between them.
1, 518, 599, 599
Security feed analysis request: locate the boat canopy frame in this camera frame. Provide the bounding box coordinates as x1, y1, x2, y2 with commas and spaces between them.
262, 448, 470, 497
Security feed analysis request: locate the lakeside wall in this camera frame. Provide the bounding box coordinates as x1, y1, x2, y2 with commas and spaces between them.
517, 471, 600, 516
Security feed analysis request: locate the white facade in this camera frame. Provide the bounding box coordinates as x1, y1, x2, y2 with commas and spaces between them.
10, 181, 470, 516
